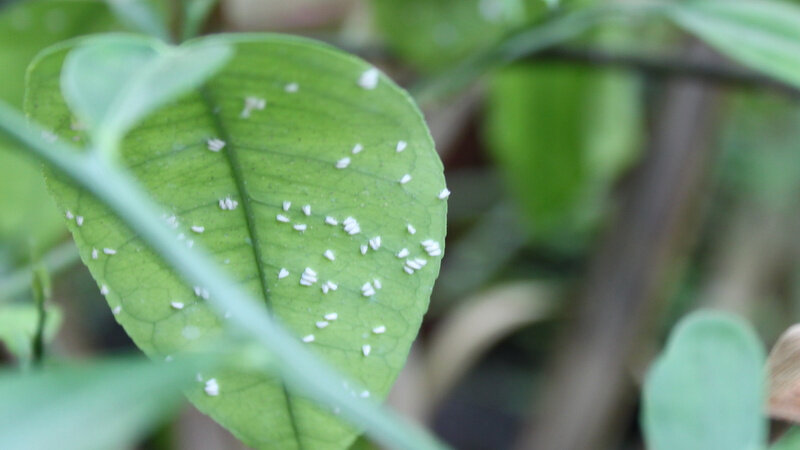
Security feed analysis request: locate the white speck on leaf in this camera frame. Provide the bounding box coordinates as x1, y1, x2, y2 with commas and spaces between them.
396, 141, 407, 152
358, 68, 380, 90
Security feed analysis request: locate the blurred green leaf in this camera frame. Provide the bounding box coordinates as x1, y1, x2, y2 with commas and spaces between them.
181, 0, 217, 41
60, 35, 232, 151
771, 427, 800, 450
372, 0, 547, 72
0, 356, 198, 450
667, 0, 800, 89
27, 33, 447, 449
485, 64, 639, 239
0, 0, 119, 257
0, 303, 61, 362
106, 0, 170, 42
642, 311, 767, 450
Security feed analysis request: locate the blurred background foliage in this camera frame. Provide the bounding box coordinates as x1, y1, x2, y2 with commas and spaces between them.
3, 0, 800, 449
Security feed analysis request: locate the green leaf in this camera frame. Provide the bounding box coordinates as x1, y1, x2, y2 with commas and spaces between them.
181, 0, 217, 41
771, 427, 800, 450
0, 303, 61, 362
0, 356, 198, 450
0, 0, 119, 255
484, 64, 639, 240
27, 33, 447, 449
666, 0, 800, 89
106, 0, 170, 42
61, 35, 232, 152
372, 0, 546, 72
642, 311, 767, 450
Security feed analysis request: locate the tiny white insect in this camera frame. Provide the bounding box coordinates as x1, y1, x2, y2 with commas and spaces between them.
283, 201, 291, 211
219, 197, 238, 210
325, 216, 338, 226
408, 224, 417, 235
326, 281, 338, 291
207, 138, 226, 152
103, 248, 116, 255
112, 305, 122, 315
360, 245, 368, 255
193, 286, 210, 299
362, 344, 372, 357
293, 224, 307, 232
65, 210, 74, 220
403, 266, 414, 275
204, 378, 219, 396
302, 334, 315, 343
373, 325, 386, 334
369, 236, 381, 250
373, 279, 382, 289
361, 282, 376, 297
171, 302, 185, 310
324, 312, 338, 321
360, 390, 371, 398
316, 321, 329, 329
285, 82, 299, 93
302, 204, 311, 216
278, 268, 289, 279
241, 96, 266, 118
191, 225, 205, 233
76, 216, 84, 226
396, 248, 410, 258
406, 259, 423, 270
352, 143, 364, 154
438, 188, 451, 200
399, 174, 412, 185
358, 68, 380, 90
428, 248, 442, 256
336, 157, 351, 169
276, 214, 290, 223
324, 249, 336, 261
91, 248, 98, 259
396, 141, 407, 152
322, 284, 330, 294
100, 285, 109, 295
343, 217, 361, 235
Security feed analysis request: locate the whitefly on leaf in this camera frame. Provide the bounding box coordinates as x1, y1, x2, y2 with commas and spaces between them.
26, 33, 448, 449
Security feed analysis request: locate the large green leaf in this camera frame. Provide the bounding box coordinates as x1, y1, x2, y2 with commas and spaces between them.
0, 0, 118, 256
0, 356, 198, 450
666, 0, 800, 89
642, 311, 767, 450
26, 34, 447, 449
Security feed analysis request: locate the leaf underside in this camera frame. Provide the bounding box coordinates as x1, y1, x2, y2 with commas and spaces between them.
26, 34, 447, 449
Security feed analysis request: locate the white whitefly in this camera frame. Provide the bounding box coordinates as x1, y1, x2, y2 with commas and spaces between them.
293, 224, 307, 232
100, 285, 109, 295
285, 82, 299, 93
373, 325, 386, 334
396, 141, 407, 152
407, 224, 417, 235
171, 302, 185, 310
302, 334, 315, 343
324, 249, 335, 261
325, 216, 338, 226
278, 268, 289, 279
336, 157, 351, 169
191, 225, 205, 233
438, 188, 451, 200
352, 143, 364, 154
358, 68, 380, 90
316, 321, 329, 329
400, 174, 412, 185
103, 248, 117, 255
283, 201, 291, 211
91, 248, 98, 259
207, 138, 226, 152
362, 344, 372, 356
276, 214, 290, 223
324, 312, 338, 321
204, 378, 219, 396
396, 248, 410, 258
76, 216, 84, 226
302, 204, 311, 216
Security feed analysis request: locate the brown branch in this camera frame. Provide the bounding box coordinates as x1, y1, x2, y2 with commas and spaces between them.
526, 46, 800, 99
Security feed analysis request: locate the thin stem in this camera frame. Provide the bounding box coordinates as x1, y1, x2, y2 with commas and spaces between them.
0, 102, 448, 450
0, 241, 79, 303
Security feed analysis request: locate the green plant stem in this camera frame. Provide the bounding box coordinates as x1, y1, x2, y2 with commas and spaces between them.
0, 102, 448, 450
0, 241, 79, 303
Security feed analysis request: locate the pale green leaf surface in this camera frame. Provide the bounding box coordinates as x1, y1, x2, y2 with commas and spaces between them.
642, 311, 767, 450
0, 0, 118, 254
61, 35, 233, 149
667, 0, 800, 89
0, 356, 196, 450
0, 303, 61, 361
26, 34, 447, 449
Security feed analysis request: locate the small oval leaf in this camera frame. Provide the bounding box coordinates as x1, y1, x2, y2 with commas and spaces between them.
642, 311, 767, 450
26, 34, 447, 449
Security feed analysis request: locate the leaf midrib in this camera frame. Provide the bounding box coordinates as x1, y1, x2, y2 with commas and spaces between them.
198, 86, 305, 450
